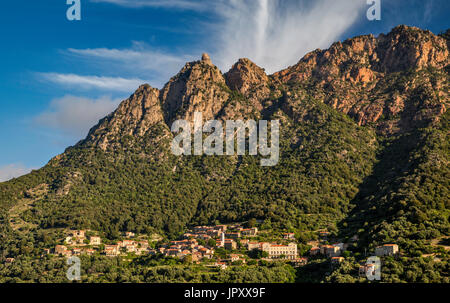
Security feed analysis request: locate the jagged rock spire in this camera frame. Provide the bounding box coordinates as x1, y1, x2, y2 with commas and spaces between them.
201, 53, 212, 65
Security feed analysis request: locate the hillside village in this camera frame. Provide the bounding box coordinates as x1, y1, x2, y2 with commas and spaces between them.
44, 223, 399, 273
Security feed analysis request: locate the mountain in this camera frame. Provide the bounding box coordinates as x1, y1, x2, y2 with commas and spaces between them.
0, 25, 448, 282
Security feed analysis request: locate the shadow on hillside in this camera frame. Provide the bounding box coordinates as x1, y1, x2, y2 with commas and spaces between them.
336, 129, 425, 246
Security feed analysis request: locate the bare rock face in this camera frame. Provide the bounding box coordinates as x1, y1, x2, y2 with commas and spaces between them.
274, 25, 448, 83
272, 25, 449, 134
83, 84, 168, 151
201, 53, 212, 65
376, 25, 449, 73
160, 54, 230, 125
216, 58, 271, 120
224, 58, 269, 95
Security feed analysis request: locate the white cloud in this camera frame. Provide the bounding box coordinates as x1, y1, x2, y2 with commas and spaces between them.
0, 163, 34, 182
66, 42, 193, 88
212, 0, 365, 73
38, 73, 148, 92
34, 95, 122, 138
90, 0, 207, 11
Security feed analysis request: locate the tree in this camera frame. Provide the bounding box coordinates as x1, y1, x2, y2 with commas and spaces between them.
207, 238, 216, 248
247, 218, 257, 228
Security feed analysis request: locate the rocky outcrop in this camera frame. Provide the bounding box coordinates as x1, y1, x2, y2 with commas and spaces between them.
82, 84, 168, 151
274, 25, 448, 83
160, 53, 230, 124
224, 58, 269, 96
272, 25, 449, 133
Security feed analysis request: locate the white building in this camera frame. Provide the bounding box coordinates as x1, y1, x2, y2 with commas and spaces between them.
261, 243, 297, 260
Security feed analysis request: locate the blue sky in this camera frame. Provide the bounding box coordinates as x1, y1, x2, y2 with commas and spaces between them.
0, 0, 448, 181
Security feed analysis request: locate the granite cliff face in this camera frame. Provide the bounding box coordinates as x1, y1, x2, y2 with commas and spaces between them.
272, 25, 449, 133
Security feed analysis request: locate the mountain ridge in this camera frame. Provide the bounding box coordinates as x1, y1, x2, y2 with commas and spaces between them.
67, 25, 449, 158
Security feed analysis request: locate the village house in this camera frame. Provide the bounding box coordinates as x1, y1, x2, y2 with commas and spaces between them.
121, 239, 135, 247
215, 225, 227, 232
85, 248, 96, 256
229, 224, 242, 230
191, 252, 203, 263
240, 239, 250, 246
183, 233, 194, 239
321, 245, 341, 257
104, 245, 120, 256
125, 244, 137, 253
229, 254, 245, 263
197, 233, 212, 241
225, 232, 241, 239
207, 229, 222, 237
283, 233, 295, 240
73, 230, 85, 238
55, 245, 68, 255
62, 250, 72, 257
215, 261, 228, 270
187, 225, 228, 242
165, 248, 180, 257
193, 226, 209, 233
224, 239, 237, 250
241, 227, 258, 236
64, 236, 73, 244
247, 242, 261, 251
310, 247, 320, 256
198, 247, 214, 259
333, 243, 345, 251
290, 257, 308, 267
261, 242, 298, 260
359, 264, 376, 277
375, 244, 399, 256
5, 258, 15, 264
90, 236, 101, 246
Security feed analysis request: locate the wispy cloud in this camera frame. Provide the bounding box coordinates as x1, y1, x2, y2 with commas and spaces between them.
38, 73, 148, 92
66, 42, 193, 88
33, 95, 122, 138
212, 0, 365, 73
0, 163, 35, 182
90, 0, 207, 11
423, 0, 434, 22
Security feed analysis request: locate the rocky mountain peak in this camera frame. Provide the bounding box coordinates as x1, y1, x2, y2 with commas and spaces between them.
160, 54, 229, 124
376, 25, 449, 73
224, 58, 269, 95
